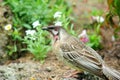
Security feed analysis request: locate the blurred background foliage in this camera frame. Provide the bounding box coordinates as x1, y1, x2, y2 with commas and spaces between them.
3, 0, 73, 61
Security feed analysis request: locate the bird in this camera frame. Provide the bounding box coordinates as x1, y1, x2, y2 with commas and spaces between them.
42, 25, 120, 80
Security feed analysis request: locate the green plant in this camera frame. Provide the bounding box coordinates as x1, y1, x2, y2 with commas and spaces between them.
108, 0, 120, 18
83, 20, 103, 50
86, 9, 104, 49
106, 0, 120, 40
90, 8, 104, 16
3, 0, 74, 61
53, 11, 76, 36
87, 34, 102, 50
23, 23, 51, 63
86, 22, 103, 50
60, 15, 76, 35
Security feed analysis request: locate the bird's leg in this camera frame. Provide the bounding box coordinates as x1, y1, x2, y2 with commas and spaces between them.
63, 70, 82, 78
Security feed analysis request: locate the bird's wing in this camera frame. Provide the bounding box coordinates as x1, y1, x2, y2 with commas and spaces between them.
60, 36, 103, 75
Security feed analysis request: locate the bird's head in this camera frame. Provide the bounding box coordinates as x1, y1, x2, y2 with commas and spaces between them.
42, 25, 62, 41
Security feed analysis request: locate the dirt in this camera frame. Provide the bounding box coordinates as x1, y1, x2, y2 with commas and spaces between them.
0, 53, 78, 80
0, 4, 12, 65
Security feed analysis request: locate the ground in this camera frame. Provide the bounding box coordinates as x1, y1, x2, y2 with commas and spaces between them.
0, 0, 120, 80
0, 53, 74, 80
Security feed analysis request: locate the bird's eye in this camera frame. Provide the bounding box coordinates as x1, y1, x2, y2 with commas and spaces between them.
55, 28, 58, 31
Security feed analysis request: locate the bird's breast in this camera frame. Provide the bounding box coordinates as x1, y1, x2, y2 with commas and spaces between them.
53, 40, 64, 61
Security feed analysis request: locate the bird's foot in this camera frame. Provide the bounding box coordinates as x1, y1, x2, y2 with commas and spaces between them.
63, 70, 82, 78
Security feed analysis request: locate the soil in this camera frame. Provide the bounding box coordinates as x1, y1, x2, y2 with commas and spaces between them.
0, 53, 74, 80
0, 0, 120, 80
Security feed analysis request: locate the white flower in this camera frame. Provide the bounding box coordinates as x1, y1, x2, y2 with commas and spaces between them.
4, 24, 12, 30
111, 35, 115, 41
25, 30, 36, 36
54, 21, 62, 26
92, 16, 104, 23
29, 36, 36, 40
78, 30, 89, 43
32, 20, 40, 28
54, 11, 62, 18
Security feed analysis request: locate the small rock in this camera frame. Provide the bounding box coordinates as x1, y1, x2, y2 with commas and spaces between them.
45, 67, 52, 72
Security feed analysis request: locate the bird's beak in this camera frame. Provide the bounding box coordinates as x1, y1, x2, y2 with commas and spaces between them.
42, 25, 55, 30
42, 27, 49, 30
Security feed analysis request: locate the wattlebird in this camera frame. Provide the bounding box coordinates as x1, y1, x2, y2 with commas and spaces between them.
42, 25, 120, 80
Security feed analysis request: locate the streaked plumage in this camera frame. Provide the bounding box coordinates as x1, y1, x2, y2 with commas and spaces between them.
42, 26, 120, 80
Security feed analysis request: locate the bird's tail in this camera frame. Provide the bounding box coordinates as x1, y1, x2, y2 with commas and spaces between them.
102, 64, 120, 80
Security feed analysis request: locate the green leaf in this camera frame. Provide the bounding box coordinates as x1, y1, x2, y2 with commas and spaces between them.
22, 23, 31, 29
